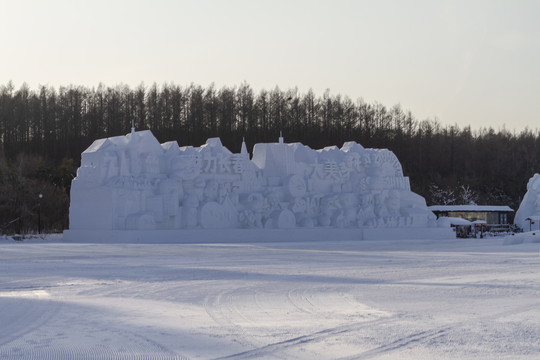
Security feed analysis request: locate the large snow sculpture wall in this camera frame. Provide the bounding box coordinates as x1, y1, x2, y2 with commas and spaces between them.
515, 173, 540, 231
69, 130, 437, 231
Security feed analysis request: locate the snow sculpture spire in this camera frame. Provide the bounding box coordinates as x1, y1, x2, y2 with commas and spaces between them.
241, 137, 248, 157
131, 119, 135, 135
279, 131, 284, 144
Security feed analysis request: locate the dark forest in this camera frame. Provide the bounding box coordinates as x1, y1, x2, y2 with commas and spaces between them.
1, 81, 539, 233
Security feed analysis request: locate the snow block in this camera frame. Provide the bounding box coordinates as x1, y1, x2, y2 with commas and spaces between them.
65, 129, 453, 241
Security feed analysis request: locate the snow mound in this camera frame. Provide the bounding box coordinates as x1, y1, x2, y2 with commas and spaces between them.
515, 173, 540, 231
503, 231, 540, 245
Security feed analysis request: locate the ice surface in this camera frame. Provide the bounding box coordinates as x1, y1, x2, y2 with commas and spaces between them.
68, 130, 446, 239
1, 235, 539, 359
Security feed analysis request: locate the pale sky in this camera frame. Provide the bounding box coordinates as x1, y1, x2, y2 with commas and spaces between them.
1, 0, 539, 131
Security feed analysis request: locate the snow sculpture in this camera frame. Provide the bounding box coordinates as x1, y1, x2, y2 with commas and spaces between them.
69, 129, 437, 232
515, 173, 540, 231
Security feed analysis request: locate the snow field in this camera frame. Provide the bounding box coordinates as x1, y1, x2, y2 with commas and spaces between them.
0, 237, 539, 359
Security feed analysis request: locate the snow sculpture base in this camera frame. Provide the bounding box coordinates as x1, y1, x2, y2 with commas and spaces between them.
63, 227, 455, 243
65, 129, 453, 241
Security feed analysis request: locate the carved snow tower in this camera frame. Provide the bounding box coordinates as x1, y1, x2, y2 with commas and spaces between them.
66, 129, 450, 240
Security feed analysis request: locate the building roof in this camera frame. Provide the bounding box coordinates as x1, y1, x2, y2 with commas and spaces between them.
428, 205, 514, 212
438, 216, 472, 226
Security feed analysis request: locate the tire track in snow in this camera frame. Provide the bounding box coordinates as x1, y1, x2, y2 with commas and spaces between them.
0, 322, 189, 360
218, 302, 540, 360
339, 302, 540, 360
0, 291, 188, 359
0, 292, 62, 348
209, 284, 390, 359
214, 316, 397, 360
338, 326, 452, 360
203, 287, 263, 349
108, 326, 182, 359
227, 288, 257, 326
286, 288, 316, 315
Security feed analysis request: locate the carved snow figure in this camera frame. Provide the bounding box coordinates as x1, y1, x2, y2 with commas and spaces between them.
68, 128, 444, 237
290, 197, 313, 227
266, 209, 296, 229
319, 195, 336, 227
374, 193, 389, 220
285, 175, 307, 198
384, 190, 402, 227
182, 194, 199, 228
183, 178, 206, 203
157, 179, 182, 229
203, 180, 219, 202
217, 182, 231, 204
262, 189, 281, 216
172, 153, 201, 181
357, 193, 376, 227
239, 193, 264, 228
339, 193, 358, 227
199, 199, 238, 229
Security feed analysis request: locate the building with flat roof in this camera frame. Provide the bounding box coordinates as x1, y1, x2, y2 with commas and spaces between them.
428, 205, 514, 224
429, 205, 515, 237
428, 205, 514, 225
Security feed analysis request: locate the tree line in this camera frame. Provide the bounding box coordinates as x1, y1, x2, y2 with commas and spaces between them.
1, 81, 539, 233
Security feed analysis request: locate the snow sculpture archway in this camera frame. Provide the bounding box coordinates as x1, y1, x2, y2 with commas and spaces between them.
67, 129, 447, 239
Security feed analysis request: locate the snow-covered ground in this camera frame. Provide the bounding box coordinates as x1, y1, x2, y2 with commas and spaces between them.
1, 235, 539, 359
